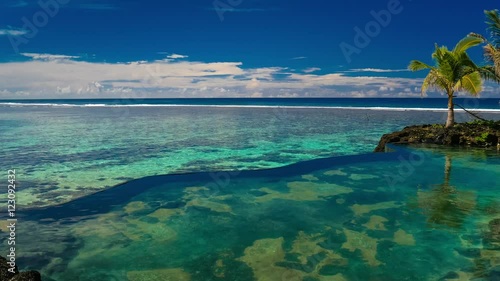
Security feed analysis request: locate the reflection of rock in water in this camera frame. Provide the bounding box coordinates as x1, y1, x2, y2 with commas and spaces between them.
431, 156, 499, 280
415, 185, 476, 228
412, 155, 477, 228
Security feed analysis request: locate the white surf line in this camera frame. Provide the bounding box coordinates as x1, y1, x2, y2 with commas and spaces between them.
1, 102, 500, 113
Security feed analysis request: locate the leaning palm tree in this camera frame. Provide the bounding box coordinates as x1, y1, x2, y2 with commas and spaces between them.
409, 36, 483, 128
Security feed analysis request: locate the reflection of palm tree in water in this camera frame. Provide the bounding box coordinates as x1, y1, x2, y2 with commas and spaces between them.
443, 154, 452, 189
415, 154, 476, 228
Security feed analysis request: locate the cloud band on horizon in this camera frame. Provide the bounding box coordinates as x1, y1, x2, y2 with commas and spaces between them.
0, 53, 496, 99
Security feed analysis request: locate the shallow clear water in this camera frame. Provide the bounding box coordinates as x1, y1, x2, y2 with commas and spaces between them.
1, 106, 498, 208
4, 145, 500, 281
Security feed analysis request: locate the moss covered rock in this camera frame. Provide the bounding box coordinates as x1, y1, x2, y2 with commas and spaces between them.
374, 120, 500, 152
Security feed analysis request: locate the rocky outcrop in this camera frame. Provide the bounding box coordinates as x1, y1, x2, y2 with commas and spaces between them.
0, 257, 41, 281
374, 120, 500, 152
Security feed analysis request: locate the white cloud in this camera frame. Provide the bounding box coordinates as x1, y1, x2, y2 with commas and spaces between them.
166, 53, 188, 59
1, 54, 497, 98
345, 68, 409, 73
246, 78, 260, 89
291, 56, 307, 60
21, 53, 80, 60
303, 67, 321, 73
0, 29, 28, 36
57, 85, 72, 94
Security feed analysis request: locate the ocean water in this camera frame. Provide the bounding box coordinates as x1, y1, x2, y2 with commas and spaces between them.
1, 97, 500, 111
0, 98, 499, 281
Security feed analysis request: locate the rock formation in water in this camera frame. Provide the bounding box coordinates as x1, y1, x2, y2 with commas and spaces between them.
374, 120, 500, 152
0, 257, 41, 281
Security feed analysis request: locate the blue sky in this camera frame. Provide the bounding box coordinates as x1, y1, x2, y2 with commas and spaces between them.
0, 0, 499, 98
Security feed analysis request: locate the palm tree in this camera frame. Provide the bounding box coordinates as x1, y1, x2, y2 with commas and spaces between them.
409, 36, 484, 128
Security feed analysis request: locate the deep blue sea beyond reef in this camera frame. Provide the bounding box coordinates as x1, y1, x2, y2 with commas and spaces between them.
1, 97, 500, 111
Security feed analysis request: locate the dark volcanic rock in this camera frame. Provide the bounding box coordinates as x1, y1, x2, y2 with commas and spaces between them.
10, 271, 42, 281
0, 257, 41, 281
374, 121, 500, 152
0, 257, 18, 280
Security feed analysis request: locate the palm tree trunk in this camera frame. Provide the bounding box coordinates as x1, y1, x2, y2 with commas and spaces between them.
445, 94, 455, 128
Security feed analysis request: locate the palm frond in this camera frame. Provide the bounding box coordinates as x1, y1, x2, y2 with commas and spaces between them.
455, 71, 482, 96
421, 70, 449, 95
484, 44, 500, 78
408, 60, 433, 71
452, 36, 483, 54
485, 9, 500, 47
432, 44, 448, 61
468, 32, 487, 42
421, 74, 433, 96
437, 51, 456, 79
478, 65, 500, 83
454, 52, 480, 77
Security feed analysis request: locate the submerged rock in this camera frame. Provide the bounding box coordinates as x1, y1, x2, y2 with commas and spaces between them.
0, 257, 40, 281
374, 121, 500, 152
10, 271, 42, 281
0, 257, 18, 280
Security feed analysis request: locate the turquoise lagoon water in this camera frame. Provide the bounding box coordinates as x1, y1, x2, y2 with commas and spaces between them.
8, 145, 500, 281
0, 100, 499, 280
